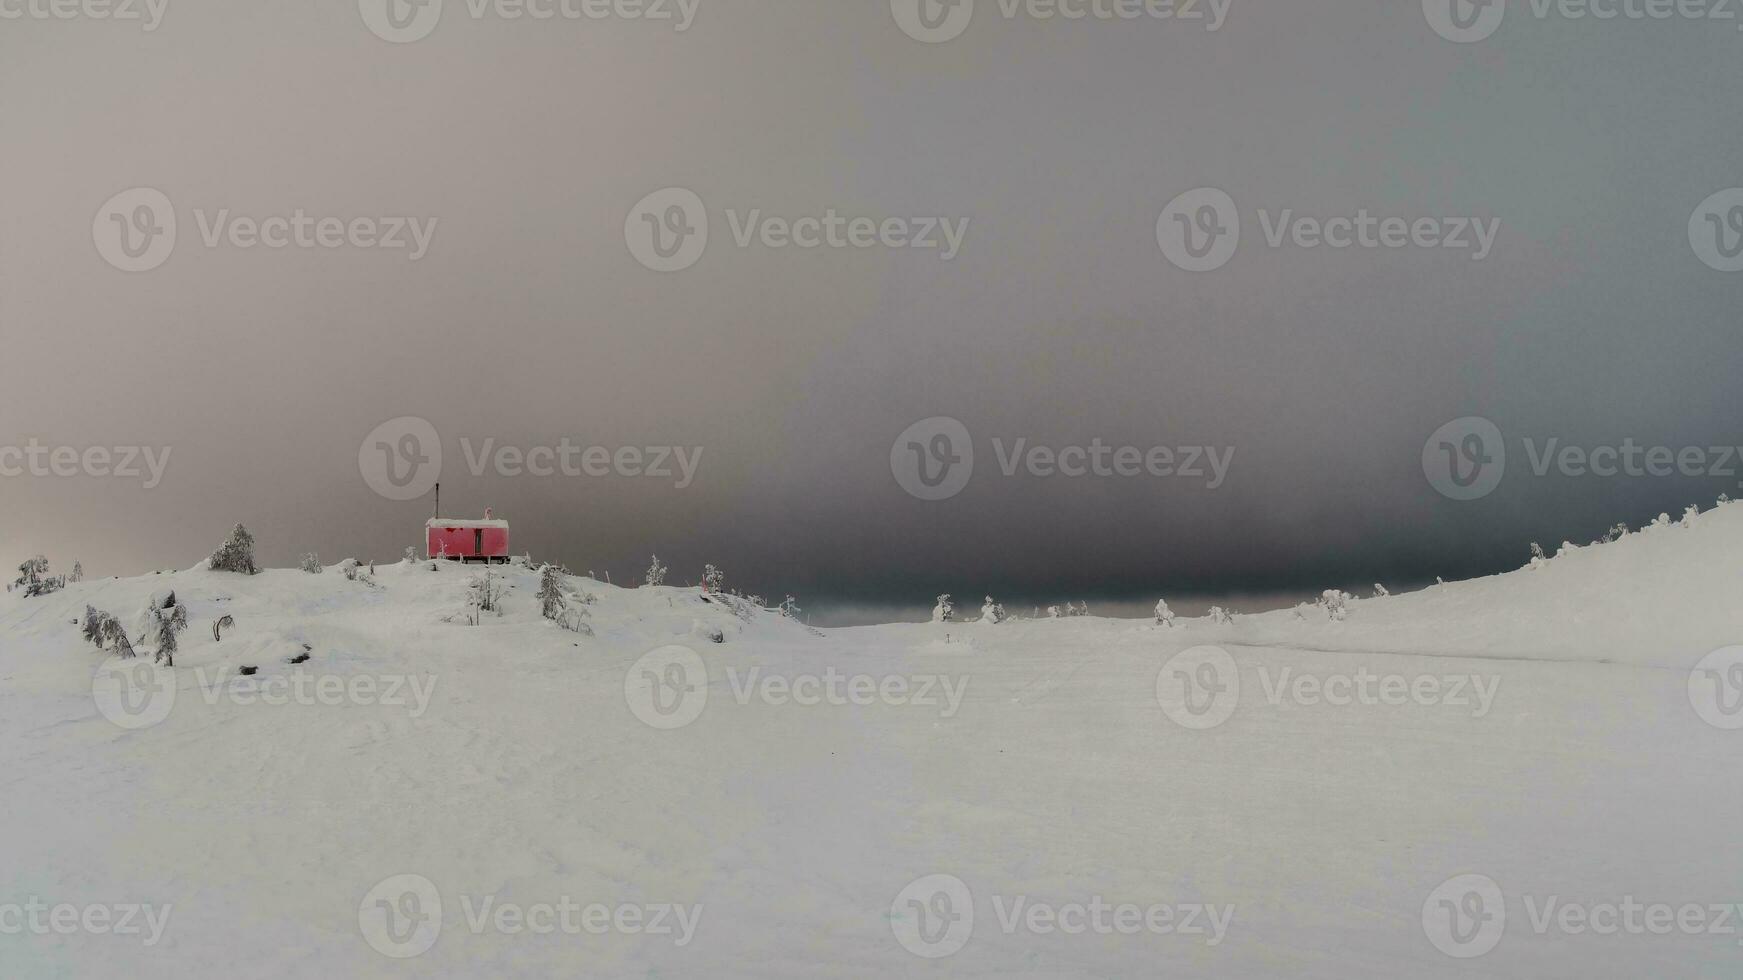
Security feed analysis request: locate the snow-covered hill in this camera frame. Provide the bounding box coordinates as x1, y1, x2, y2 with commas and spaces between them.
2, 506, 1740, 978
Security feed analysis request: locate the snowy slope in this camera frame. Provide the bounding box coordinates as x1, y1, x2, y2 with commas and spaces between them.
1, 508, 1739, 978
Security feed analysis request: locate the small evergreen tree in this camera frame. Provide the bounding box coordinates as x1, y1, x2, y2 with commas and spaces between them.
1154, 599, 1175, 628
645, 555, 668, 588
82, 605, 107, 646
701, 564, 725, 594
300, 553, 322, 574
538, 564, 568, 621
932, 594, 954, 623
100, 617, 135, 659
980, 596, 1005, 624
208, 524, 259, 575
70, 561, 83, 583
140, 591, 189, 666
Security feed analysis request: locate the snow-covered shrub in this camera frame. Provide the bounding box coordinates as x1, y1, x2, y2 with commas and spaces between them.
932, 594, 954, 623
70, 562, 83, 583
404, 546, 419, 564
1528, 542, 1549, 571
139, 591, 189, 666
1047, 605, 1061, 619
1682, 505, 1700, 528
208, 524, 259, 575
1154, 599, 1175, 628
536, 564, 591, 634
1317, 590, 1353, 622
1597, 522, 1630, 545
1064, 601, 1088, 617
1209, 606, 1235, 626
702, 564, 725, 594
645, 555, 668, 588
299, 554, 322, 574
980, 596, 1006, 624
465, 570, 505, 622
1373, 583, 1390, 598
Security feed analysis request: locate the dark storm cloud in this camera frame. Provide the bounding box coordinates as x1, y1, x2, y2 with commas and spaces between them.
3, 3, 1739, 623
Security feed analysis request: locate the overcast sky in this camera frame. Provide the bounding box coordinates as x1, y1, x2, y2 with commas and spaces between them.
3, 1, 1740, 622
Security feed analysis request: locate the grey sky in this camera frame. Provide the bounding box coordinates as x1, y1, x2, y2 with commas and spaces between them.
3, 1, 1740, 621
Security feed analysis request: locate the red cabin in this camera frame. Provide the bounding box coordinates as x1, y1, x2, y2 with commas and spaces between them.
427, 509, 510, 563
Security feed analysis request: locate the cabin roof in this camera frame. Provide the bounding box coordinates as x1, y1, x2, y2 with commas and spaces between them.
426, 519, 509, 529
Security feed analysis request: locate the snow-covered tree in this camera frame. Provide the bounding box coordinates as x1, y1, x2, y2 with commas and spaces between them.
404, 546, 419, 564
1682, 505, 1701, 528
932, 594, 955, 623
644, 555, 668, 588
101, 617, 135, 659
14, 556, 63, 597
70, 561, 83, 583
1373, 583, 1391, 597
208, 524, 259, 575
139, 591, 189, 666
1047, 605, 1062, 619
1209, 606, 1235, 626
82, 605, 107, 647
702, 564, 725, 594
980, 596, 1005, 624
1527, 542, 1548, 571
779, 595, 801, 620
299, 554, 322, 574
1154, 599, 1175, 628
538, 564, 567, 620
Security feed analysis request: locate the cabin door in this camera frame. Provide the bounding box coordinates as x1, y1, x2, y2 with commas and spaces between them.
474, 529, 484, 555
